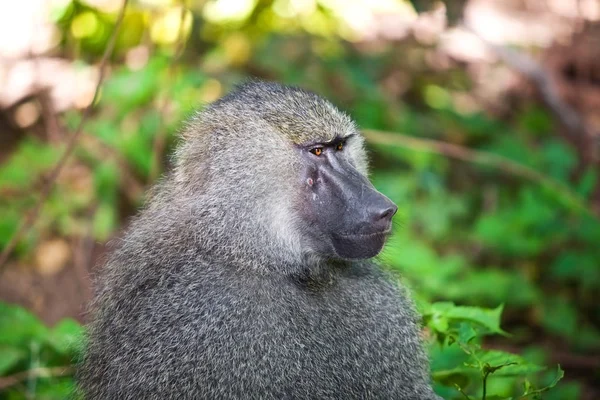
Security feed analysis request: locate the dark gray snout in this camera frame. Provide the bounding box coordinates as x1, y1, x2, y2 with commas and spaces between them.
301, 151, 398, 260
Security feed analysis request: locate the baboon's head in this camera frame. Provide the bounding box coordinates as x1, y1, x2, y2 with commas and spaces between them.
175, 81, 397, 265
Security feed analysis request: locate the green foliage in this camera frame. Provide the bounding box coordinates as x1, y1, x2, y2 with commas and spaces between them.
0, 139, 62, 253
102, 57, 167, 117
0, 303, 82, 399
424, 301, 563, 399
1, 1, 599, 399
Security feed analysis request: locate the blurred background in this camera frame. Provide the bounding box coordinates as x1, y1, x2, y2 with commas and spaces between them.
0, 0, 599, 399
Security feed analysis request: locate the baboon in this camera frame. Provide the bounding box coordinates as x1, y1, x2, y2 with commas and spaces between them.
77, 81, 442, 399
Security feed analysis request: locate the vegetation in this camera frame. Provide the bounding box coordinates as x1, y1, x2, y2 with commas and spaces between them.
0, 0, 598, 398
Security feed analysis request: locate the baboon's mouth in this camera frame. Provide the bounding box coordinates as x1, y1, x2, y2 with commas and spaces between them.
335, 229, 392, 238
330, 230, 389, 259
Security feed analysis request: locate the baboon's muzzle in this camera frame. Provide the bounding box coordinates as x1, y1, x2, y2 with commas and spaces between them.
302, 153, 397, 259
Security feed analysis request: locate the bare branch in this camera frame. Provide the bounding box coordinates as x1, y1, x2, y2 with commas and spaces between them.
0, 0, 130, 271
363, 129, 598, 219
149, 2, 189, 182
0, 366, 73, 391
464, 25, 599, 160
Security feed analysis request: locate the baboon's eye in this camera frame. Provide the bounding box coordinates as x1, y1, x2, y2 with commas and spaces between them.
336, 142, 343, 151
310, 147, 323, 156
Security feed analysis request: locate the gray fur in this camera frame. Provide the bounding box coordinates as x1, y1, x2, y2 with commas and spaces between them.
77, 81, 441, 399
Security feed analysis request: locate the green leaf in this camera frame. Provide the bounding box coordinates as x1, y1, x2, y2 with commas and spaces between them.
102, 57, 166, 114
121, 132, 153, 177
47, 319, 84, 356
476, 350, 545, 376
0, 205, 22, 249
0, 346, 25, 375
457, 323, 477, 344
540, 139, 577, 183
517, 105, 553, 136
93, 161, 120, 204
35, 377, 78, 400
430, 339, 471, 375
576, 167, 597, 198
0, 139, 61, 190
427, 302, 508, 336
0, 302, 48, 347
431, 363, 473, 388
541, 297, 577, 339
522, 365, 564, 397
93, 202, 118, 241
550, 252, 600, 287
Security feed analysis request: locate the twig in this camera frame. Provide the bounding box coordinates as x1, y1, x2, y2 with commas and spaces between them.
490, 342, 600, 370
482, 368, 490, 400
454, 384, 473, 400
148, 3, 189, 182
0, 0, 129, 272
26, 342, 40, 399
463, 25, 599, 161
363, 129, 598, 219
72, 206, 97, 303
38, 88, 62, 142
0, 366, 73, 391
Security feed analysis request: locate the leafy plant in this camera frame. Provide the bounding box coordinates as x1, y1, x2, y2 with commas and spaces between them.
0, 303, 83, 399
424, 302, 563, 399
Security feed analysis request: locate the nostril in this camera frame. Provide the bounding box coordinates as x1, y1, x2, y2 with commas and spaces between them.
378, 205, 398, 221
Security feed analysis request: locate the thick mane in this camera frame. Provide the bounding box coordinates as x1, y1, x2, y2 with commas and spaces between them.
77, 82, 440, 400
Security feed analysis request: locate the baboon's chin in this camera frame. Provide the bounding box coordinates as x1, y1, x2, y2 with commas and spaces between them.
330, 232, 388, 260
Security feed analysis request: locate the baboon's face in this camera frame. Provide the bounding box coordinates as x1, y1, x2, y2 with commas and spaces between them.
297, 135, 397, 260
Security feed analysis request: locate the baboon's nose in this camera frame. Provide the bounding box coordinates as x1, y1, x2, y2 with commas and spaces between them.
376, 204, 397, 221
367, 198, 397, 231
